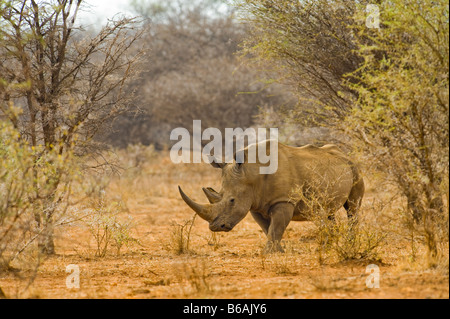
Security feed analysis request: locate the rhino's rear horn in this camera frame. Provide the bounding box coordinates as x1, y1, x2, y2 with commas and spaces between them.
202, 187, 222, 204
178, 186, 214, 222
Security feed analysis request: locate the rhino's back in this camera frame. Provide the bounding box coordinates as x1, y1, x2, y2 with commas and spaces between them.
281, 142, 352, 174
275, 142, 353, 194
284, 143, 344, 157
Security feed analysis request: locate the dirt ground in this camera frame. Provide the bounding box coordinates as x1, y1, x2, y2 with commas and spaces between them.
0, 149, 448, 299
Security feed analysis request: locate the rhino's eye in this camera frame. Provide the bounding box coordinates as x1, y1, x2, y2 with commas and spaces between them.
230, 198, 235, 203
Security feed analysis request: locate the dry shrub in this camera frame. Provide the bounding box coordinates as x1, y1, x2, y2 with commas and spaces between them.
395, 198, 449, 269
81, 190, 139, 257
314, 217, 385, 264
204, 232, 223, 251
166, 214, 197, 255
288, 178, 385, 264
281, 161, 383, 263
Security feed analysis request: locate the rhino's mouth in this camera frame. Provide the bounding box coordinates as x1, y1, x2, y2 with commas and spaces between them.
209, 221, 233, 232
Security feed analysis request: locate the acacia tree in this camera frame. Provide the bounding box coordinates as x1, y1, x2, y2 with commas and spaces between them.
346, 0, 449, 261
236, 0, 371, 127
0, 0, 144, 254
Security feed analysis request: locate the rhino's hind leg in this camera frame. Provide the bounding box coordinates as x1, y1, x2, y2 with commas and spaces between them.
344, 176, 365, 223
264, 202, 294, 253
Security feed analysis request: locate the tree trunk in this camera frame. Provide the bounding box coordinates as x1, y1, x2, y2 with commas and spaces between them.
35, 207, 56, 256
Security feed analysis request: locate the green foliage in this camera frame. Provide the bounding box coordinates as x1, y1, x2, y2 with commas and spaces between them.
0, 120, 79, 271
345, 0, 449, 262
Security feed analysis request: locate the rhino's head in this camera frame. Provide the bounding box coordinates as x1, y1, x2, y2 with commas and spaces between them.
178, 158, 255, 232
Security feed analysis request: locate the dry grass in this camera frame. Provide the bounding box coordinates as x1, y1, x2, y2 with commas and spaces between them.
0, 146, 448, 299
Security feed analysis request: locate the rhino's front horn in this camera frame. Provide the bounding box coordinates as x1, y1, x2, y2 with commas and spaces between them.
178, 186, 214, 222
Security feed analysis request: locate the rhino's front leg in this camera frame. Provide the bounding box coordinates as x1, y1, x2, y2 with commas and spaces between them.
251, 211, 270, 235
264, 202, 294, 253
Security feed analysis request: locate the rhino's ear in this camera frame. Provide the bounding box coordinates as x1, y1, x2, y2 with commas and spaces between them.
233, 149, 246, 171
234, 149, 246, 164
208, 155, 225, 169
